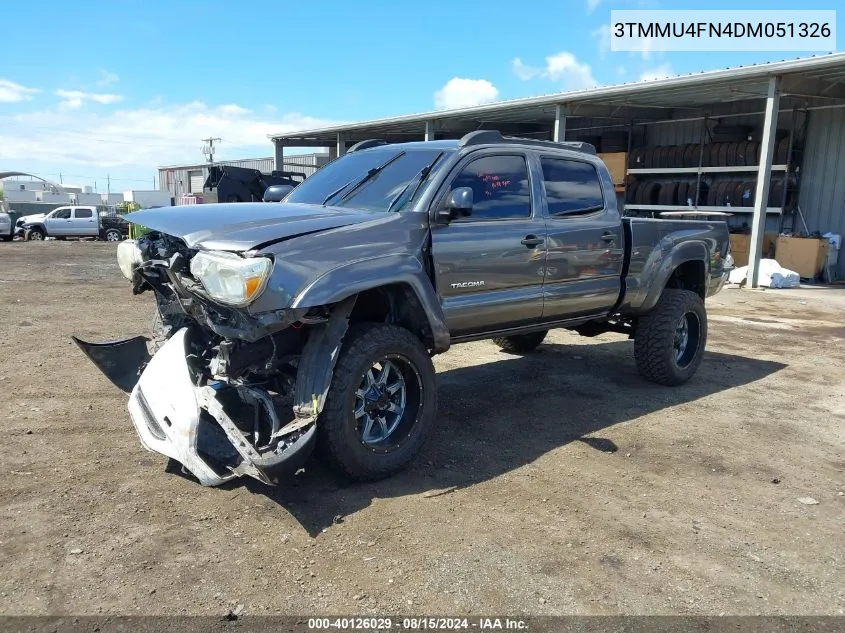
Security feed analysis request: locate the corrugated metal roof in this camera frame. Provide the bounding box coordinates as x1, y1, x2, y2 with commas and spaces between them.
157, 157, 275, 170
270, 53, 845, 142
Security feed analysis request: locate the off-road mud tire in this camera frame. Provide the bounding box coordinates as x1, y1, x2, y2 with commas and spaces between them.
635, 289, 707, 386
317, 323, 437, 481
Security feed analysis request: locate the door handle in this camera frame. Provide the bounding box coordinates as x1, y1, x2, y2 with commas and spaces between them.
600, 232, 616, 242
521, 235, 544, 248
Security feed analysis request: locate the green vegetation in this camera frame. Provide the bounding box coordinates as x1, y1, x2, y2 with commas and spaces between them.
117, 201, 151, 239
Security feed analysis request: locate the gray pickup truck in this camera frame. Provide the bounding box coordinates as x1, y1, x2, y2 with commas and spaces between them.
19, 205, 128, 242
74, 131, 732, 488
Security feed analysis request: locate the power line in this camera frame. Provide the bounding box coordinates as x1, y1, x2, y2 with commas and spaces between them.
37, 172, 154, 184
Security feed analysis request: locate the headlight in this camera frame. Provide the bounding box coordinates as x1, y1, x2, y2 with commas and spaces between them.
116, 239, 142, 280
189, 250, 273, 306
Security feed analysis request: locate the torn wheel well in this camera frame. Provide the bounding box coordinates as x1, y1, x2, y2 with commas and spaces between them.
348, 284, 433, 349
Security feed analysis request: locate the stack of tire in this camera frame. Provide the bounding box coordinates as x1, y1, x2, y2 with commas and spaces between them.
625, 179, 709, 206
627, 137, 791, 170
625, 137, 795, 209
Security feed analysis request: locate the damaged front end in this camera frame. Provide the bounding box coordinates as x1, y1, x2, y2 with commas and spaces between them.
74, 232, 350, 487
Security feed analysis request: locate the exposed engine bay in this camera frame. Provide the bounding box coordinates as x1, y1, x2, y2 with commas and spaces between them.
74, 231, 351, 486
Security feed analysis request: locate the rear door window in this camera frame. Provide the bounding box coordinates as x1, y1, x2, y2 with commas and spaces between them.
74, 208, 93, 218
541, 158, 604, 216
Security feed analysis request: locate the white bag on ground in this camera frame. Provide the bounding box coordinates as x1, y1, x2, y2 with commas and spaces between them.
728, 258, 801, 288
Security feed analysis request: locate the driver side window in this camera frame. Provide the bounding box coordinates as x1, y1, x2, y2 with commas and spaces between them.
449, 154, 532, 220
52, 209, 71, 219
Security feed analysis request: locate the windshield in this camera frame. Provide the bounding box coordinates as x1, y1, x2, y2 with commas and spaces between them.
285, 148, 452, 212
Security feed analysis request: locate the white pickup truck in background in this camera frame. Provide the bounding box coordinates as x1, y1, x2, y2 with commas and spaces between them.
17, 205, 129, 242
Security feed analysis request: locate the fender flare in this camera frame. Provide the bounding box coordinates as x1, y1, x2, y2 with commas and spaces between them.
291, 254, 451, 354
25, 222, 48, 236
637, 240, 710, 314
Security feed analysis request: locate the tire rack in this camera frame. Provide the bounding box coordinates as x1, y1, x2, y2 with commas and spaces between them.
620, 110, 806, 230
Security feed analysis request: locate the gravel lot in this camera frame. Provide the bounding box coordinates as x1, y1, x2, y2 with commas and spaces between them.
1, 241, 843, 616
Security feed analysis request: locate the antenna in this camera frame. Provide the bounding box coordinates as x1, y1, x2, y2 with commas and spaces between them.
201, 137, 222, 164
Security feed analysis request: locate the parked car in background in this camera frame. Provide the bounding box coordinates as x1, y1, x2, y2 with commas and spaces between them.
0, 198, 18, 241
0, 210, 13, 241
19, 206, 129, 242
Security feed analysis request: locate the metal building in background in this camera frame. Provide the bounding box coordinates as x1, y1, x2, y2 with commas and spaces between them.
158, 153, 330, 199
269, 53, 845, 283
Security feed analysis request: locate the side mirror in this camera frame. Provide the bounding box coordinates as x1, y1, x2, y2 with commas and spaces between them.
437, 187, 474, 223
263, 184, 294, 202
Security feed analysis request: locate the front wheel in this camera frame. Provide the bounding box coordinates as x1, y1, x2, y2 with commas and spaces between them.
24, 227, 45, 241
634, 289, 707, 386
317, 323, 437, 481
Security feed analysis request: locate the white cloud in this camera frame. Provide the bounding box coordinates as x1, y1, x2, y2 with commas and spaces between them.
0, 79, 40, 103
638, 35, 654, 60
97, 70, 120, 87
56, 89, 124, 108
639, 63, 674, 82
219, 104, 251, 115
511, 58, 540, 81
433, 78, 499, 110
0, 100, 345, 171
511, 52, 600, 91
587, 0, 603, 13
592, 24, 612, 58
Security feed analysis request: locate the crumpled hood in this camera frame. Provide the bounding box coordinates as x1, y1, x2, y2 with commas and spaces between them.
124, 202, 385, 250
19, 213, 46, 224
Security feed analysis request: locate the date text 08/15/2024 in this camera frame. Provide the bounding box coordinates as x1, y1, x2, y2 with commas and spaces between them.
307, 617, 529, 630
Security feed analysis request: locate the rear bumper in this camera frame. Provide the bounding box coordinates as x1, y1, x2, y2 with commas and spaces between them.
127, 327, 315, 487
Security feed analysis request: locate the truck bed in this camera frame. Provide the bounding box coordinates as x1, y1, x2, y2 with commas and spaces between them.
619, 217, 730, 315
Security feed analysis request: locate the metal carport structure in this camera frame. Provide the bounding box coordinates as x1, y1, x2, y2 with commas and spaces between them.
270, 53, 845, 286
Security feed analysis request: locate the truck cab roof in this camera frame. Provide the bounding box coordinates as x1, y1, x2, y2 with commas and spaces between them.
345, 131, 597, 157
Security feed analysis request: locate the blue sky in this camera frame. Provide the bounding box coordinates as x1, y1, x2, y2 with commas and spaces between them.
0, 0, 836, 190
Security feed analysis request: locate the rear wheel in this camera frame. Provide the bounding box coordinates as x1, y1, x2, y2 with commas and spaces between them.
634, 289, 707, 386
104, 229, 122, 242
492, 330, 548, 354
317, 323, 437, 481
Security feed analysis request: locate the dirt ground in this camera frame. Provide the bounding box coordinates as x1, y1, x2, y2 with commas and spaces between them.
1, 241, 843, 617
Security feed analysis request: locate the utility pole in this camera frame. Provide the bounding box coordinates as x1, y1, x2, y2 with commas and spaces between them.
201, 137, 222, 164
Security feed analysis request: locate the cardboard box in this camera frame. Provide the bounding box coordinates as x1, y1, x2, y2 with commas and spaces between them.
775, 236, 830, 279
730, 234, 750, 267
763, 232, 778, 258
598, 152, 627, 186
729, 232, 779, 267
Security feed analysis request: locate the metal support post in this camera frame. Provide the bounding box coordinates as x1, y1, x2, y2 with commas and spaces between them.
748, 76, 781, 288
425, 121, 434, 141
553, 104, 566, 142
273, 140, 284, 171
